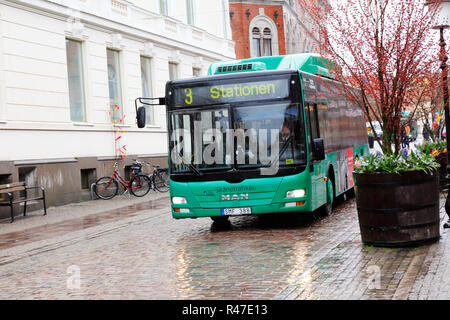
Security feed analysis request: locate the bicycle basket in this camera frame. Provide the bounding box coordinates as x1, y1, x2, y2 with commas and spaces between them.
130, 164, 142, 173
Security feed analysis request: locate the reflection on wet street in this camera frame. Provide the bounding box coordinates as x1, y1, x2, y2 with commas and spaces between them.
172, 195, 448, 300
0, 194, 449, 299
174, 197, 368, 299
0, 198, 168, 250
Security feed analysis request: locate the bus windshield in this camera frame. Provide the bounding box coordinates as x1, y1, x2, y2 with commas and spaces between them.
170, 107, 233, 174
233, 103, 305, 169
169, 101, 306, 175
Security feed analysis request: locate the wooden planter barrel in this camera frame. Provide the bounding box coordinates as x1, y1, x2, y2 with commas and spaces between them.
353, 170, 440, 247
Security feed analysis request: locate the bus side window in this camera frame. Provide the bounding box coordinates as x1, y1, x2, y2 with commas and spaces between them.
306, 103, 312, 144
306, 103, 319, 140
306, 103, 320, 159
311, 104, 320, 140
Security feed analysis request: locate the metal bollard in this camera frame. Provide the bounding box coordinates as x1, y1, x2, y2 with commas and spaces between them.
90, 183, 99, 200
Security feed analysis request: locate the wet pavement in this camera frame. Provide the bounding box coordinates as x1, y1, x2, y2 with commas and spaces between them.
0, 192, 449, 299
0, 198, 168, 251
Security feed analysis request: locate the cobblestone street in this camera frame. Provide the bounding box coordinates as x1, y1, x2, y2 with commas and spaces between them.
0, 192, 449, 300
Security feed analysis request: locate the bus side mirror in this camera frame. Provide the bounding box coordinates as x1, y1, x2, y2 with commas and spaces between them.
313, 138, 325, 161
136, 106, 146, 128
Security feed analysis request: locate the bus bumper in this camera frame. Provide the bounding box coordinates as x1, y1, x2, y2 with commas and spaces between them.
172, 201, 309, 219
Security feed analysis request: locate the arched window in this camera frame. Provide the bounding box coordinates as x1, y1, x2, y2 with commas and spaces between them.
252, 27, 262, 57
252, 27, 273, 57
263, 28, 272, 56
249, 16, 278, 57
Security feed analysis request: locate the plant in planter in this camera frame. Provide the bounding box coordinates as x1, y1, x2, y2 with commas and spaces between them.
417, 140, 448, 187
298, 0, 446, 245
353, 151, 441, 247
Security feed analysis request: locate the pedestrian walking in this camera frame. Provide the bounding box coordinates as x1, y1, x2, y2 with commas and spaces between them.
401, 127, 408, 148
405, 125, 411, 148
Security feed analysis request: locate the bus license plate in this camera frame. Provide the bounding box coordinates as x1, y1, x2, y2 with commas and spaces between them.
222, 207, 252, 216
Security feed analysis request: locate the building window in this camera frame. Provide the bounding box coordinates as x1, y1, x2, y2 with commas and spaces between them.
160, 0, 168, 15
193, 67, 201, 77
169, 62, 178, 80
107, 49, 123, 122
140, 56, 155, 125
186, 0, 194, 25
263, 28, 272, 56
80, 168, 96, 190
252, 27, 272, 57
0, 174, 11, 185
249, 16, 278, 57
66, 39, 86, 122
252, 27, 262, 57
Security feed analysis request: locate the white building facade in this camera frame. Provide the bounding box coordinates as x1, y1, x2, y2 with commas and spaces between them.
0, 0, 235, 216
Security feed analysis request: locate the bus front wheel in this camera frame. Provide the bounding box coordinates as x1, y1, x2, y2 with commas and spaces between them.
211, 216, 229, 223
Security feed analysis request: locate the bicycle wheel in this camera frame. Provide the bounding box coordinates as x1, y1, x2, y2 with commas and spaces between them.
159, 170, 170, 188
94, 177, 119, 200
129, 174, 152, 197
153, 170, 169, 193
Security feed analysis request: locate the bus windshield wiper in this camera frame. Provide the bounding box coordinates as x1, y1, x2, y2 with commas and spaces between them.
261, 134, 294, 168
187, 163, 203, 176
175, 153, 203, 176
279, 134, 294, 158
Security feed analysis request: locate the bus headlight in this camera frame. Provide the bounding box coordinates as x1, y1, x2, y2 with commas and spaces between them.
172, 197, 187, 204
286, 189, 306, 198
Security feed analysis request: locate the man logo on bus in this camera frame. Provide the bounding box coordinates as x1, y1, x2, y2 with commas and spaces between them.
222, 194, 249, 201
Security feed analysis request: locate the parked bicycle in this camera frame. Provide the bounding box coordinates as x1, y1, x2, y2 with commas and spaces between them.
94, 161, 151, 200
138, 160, 170, 193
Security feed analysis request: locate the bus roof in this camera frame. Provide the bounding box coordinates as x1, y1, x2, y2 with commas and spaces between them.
207, 53, 335, 79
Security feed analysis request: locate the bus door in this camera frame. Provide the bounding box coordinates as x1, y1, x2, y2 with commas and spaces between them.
305, 102, 326, 209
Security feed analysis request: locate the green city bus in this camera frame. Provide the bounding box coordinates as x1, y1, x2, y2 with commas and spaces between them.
138, 54, 369, 221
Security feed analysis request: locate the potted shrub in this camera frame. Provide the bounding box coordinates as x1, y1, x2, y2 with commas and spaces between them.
353, 150, 441, 247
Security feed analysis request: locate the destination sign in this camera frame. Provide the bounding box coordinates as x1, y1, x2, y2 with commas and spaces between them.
172, 79, 289, 107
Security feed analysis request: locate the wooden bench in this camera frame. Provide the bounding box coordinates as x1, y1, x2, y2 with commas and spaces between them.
0, 182, 47, 223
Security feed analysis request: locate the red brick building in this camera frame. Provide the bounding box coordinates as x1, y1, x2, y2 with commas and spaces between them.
229, 0, 319, 60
